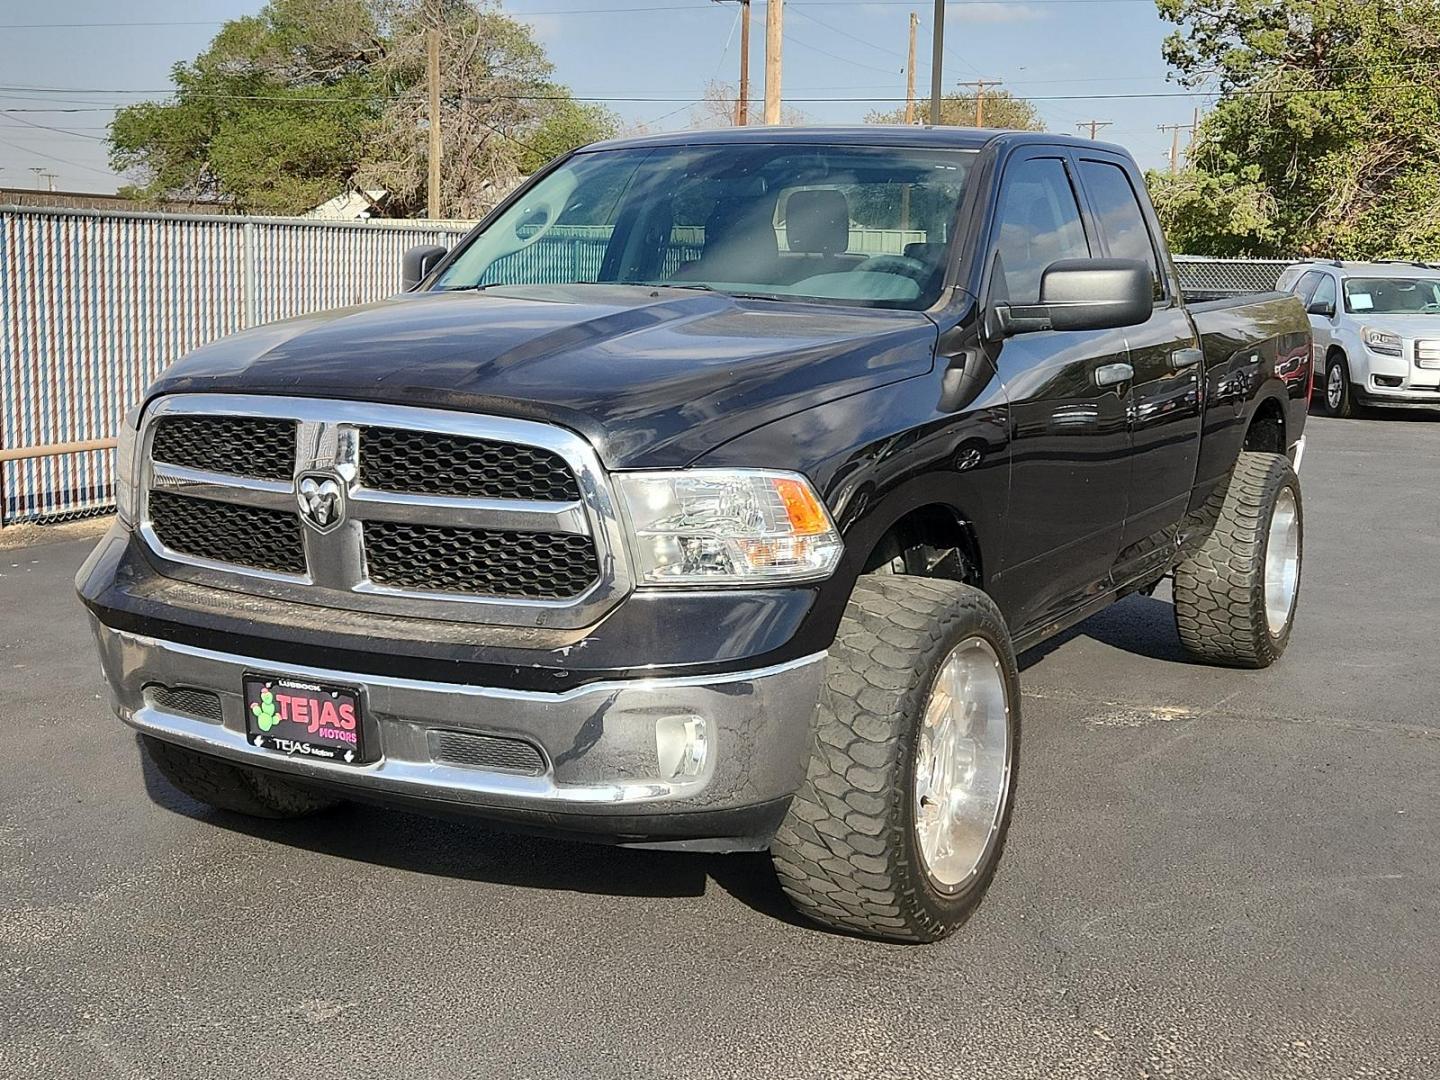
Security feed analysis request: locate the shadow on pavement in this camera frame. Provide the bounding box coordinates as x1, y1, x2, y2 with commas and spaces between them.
136, 734, 809, 927
1019, 592, 1190, 671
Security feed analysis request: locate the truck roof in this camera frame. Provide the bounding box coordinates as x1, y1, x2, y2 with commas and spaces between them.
583, 124, 1126, 155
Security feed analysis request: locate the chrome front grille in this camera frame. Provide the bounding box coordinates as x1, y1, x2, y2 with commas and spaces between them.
137, 395, 631, 629
151, 415, 298, 482
1415, 340, 1440, 370
360, 427, 581, 501
364, 521, 598, 598
149, 490, 307, 574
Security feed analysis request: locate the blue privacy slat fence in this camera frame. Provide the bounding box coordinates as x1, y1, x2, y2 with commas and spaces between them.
0, 203, 1283, 525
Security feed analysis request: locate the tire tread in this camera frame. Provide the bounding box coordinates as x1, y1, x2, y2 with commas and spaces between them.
772, 576, 1018, 943
1172, 451, 1301, 668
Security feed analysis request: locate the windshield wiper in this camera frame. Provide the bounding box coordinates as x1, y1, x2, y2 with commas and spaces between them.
616, 281, 789, 302
615, 281, 717, 292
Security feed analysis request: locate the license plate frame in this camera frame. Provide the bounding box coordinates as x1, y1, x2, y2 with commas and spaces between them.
243, 675, 367, 765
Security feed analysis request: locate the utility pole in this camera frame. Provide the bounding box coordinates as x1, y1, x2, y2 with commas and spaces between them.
1076, 120, 1112, 140
929, 0, 944, 125
1158, 119, 1195, 174
712, 0, 752, 124
738, 0, 751, 124
764, 0, 783, 125
903, 12, 919, 125
41, 171, 57, 192
29, 167, 44, 190
957, 80, 993, 127
426, 2, 442, 219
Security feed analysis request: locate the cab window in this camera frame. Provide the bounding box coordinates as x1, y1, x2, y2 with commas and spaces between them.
991, 157, 1091, 306
1078, 159, 1163, 299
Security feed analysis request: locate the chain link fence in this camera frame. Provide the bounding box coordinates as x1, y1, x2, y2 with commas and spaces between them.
1172, 256, 1295, 297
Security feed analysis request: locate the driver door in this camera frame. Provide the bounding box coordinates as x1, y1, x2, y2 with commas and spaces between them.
984, 149, 1131, 634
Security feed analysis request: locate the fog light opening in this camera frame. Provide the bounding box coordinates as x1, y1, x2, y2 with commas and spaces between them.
656, 715, 708, 781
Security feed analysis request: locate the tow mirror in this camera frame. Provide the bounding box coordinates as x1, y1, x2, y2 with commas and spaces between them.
990, 258, 1153, 337
402, 244, 448, 291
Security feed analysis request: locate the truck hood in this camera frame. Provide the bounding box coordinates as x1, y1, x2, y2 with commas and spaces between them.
1347, 314, 1440, 340
147, 284, 939, 468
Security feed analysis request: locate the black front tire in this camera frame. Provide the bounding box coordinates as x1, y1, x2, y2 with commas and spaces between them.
770, 576, 1020, 944
1172, 452, 1303, 668
142, 735, 343, 819
1324, 353, 1366, 418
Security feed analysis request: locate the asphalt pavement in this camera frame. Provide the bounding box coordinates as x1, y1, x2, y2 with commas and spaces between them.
2, 411, 1438, 1079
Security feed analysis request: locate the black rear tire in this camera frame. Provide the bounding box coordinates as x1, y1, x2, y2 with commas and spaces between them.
1172, 452, 1302, 668
770, 576, 1020, 943
142, 735, 342, 819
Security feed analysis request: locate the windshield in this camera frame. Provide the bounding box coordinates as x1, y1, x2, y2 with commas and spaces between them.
433, 143, 977, 310
1343, 276, 1440, 314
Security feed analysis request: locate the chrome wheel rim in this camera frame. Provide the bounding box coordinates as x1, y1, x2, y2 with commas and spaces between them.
913, 636, 1012, 892
1264, 487, 1300, 636
1327, 364, 1344, 410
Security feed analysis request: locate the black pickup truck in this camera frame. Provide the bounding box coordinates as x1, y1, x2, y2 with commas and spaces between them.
79, 127, 1310, 943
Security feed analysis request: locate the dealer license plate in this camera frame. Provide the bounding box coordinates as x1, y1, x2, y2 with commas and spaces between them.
243, 675, 366, 765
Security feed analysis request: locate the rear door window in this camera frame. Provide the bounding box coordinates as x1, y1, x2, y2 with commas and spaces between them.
1078, 160, 1163, 299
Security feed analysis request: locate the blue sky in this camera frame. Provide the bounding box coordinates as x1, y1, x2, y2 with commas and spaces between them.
0, 0, 1211, 195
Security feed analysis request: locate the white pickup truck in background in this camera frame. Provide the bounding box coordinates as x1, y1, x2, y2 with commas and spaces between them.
1278, 260, 1440, 417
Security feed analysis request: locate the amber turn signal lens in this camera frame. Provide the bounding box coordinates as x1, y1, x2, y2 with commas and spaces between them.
773, 477, 832, 536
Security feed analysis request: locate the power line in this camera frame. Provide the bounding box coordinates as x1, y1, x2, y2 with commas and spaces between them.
786, 30, 903, 77
2, 84, 1435, 112
0, 112, 108, 141
788, 6, 910, 62
0, 135, 116, 176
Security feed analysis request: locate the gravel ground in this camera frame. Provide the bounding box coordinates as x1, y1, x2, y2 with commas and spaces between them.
2, 411, 1437, 1079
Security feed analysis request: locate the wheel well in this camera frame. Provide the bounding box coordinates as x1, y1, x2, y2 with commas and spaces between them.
860, 504, 983, 586
1245, 396, 1286, 454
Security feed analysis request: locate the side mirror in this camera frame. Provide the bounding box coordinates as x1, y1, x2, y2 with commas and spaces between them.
991, 258, 1153, 336
1306, 297, 1336, 318
402, 244, 448, 291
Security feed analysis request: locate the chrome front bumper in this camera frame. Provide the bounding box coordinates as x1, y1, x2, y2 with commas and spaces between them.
91, 618, 825, 840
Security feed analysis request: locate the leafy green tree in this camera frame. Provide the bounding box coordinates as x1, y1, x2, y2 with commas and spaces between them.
866, 88, 1043, 131
1151, 0, 1440, 258
516, 94, 619, 174
109, 0, 615, 216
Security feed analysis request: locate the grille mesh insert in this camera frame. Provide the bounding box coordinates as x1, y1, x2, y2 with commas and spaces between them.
151, 416, 297, 482
364, 521, 597, 598
428, 730, 547, 775
359, 427, 580, 501
149, 491, 307, 574
148, 685, 224, 723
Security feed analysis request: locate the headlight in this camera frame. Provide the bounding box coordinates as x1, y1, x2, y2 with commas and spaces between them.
1363, 327, 1404, 356
114, 406, 142, 526
616, 469, 842, 585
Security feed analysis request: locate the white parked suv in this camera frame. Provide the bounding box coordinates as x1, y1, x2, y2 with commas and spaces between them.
1277, 260, 1440, 417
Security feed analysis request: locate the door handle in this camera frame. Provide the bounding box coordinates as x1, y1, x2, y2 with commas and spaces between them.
1094, 362, 1134, 388
1172, 347, 1204, 369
